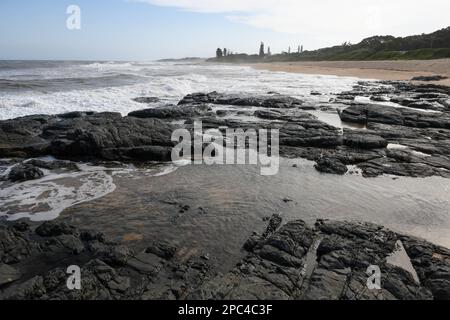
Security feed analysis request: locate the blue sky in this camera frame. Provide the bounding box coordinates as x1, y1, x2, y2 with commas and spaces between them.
0, 0, 449, 60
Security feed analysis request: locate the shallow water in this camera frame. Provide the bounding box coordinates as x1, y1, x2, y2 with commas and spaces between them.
50, 158, 450, 272
0, 162, 116, 221
0, 159, 178, 221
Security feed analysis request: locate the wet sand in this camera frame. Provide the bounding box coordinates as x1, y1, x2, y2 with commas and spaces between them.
248, 59, 450, 86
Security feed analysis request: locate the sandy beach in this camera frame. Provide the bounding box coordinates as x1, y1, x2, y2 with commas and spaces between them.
249, 59, 450, 86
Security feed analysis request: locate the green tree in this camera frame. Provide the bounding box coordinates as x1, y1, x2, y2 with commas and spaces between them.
259, 42, 265, 57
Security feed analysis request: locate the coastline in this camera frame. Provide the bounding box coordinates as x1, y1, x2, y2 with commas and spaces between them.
246, 59, 450, 86
1, 61, 450, 300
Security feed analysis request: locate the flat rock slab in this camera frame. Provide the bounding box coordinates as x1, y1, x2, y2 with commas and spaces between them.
129, 104, 211, 119
0, 112, 175, 162
191, 216, 450, 300
132, 97, 160, 104
178, 92, 304, 109
1, 217, 449, 300
0, 264, 21, 286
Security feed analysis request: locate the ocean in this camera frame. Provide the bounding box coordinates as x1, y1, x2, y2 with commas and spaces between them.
0, 60, 357, 120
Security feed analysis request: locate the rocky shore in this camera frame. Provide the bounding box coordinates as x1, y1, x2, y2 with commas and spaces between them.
0, 111, 175, 162
1, 80, 450, 299
1, 81, 450, 180
1, 215, 449, 300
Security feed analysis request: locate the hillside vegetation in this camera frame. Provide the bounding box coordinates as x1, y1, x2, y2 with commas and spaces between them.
210, 27, 450, 62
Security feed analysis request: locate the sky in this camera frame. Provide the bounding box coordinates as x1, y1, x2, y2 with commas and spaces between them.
0, 0, 449, 60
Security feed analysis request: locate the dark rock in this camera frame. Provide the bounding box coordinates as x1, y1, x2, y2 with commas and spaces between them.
126, 252, 163, 275
0, 112, 175, 162
1, 218, 449, 300
390, 97, 416, 106
339, 104, 404, 125
103, 245, 131, 266
195, 218, 449, 300
236, 110, 253, 116
253, 109, 283, 120
8, 164, 44, 182
262, 214, 283, 238
107, 276, 131, 293
13, 222, 30, 232
215, 110, 229, 117
179, 205, 190, 213
0, 225, 33, 264
411, 75, 448, 82
128, 104, 211, 119
415, 92, 448, 99
0, 264, 21, 286
178, 92, 303, 109
315, 157, 348, 175
0, 276, 46, 300
343, 130, 388, 149
0, 114, 55, 158
254, 109, 314, 122
26, 159, 79, 171
145, 241, 177, 260
58, 111, 94, 119
323, 81, 450, 177
101, 145, 172, 162
340, 103, 450, 129
79, 230, 106, 243
243, 233, 262, 252
132, 97, 160, 104
407, 101, 442, 111
35, 222, 76, 237
56, 235, 85, 255
48, 115, 174, 161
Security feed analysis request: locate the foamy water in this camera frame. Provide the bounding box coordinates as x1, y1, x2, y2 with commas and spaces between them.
0, 161, 115, 221
0, 60, 359, 120
0, 159, 178, 221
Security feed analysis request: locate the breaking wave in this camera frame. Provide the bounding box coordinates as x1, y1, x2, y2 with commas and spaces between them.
0, 60, 359, 120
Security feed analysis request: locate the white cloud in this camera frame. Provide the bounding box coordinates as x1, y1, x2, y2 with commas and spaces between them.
133, 0, 450, 47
